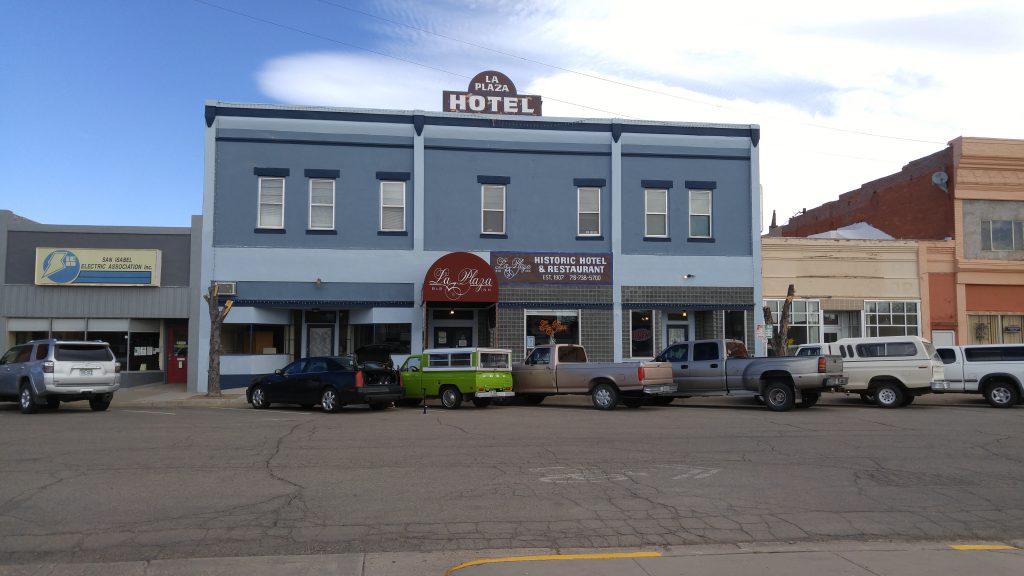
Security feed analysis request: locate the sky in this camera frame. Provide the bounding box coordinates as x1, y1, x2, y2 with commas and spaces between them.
3, 0, 1023, 232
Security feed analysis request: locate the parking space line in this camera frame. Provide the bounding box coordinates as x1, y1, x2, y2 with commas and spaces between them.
445, 552, 662, 575
949, 544, 1017, 550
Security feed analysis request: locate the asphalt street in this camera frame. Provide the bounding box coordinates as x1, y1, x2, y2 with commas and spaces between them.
0, 392, 1021, 573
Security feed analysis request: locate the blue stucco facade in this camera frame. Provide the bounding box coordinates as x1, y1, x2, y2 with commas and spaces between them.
197, 102, 763, 393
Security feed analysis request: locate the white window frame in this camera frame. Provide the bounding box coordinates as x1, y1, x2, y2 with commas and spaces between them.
644, 189, 668, 238
982, 220, 1024, 252
379, 181, 406, 232
481, 185, 506, 235
864, 300, 920, 337
257, 177, 285, 229
308, 178, 335, 230
577, 187, 601, 236
688, 189, 713, 238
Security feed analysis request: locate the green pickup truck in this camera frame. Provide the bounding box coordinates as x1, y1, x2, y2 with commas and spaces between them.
398, 347, 514, 409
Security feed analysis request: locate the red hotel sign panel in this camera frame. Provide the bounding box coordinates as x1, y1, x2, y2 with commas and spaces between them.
422, 252, 499, 303
491, 252, 612, 285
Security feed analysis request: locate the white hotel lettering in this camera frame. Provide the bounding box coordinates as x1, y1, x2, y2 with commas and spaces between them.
447, 94, 536, 114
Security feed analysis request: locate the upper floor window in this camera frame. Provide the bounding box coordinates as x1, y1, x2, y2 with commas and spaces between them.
380, 181, 406, 232
309, 179, 335, 230
689, 189, 712, 238
482, 185, 505, 235
578, 187, 601, 236
982, 220, 1024, 251
644, 189, 668, 237
258, 177, 285, 229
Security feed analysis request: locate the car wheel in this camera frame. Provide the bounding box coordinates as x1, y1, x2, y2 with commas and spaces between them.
440, 386, 463, 409
796, 391, 820, 409
984, 380, 1019, 408
763, 381, 795, 412
19, 384, 38, 414
321, 387, 340, 413
874, 383, 904, 408
523, 395, 546, 405
591, 382, 619, 410
250, 385, 269, 409
46, 397, 61, 410
396, 398, 422, 408
859, 393, 875, 404
89, 396, 111, 412
623, 397, 644, 408
472, 397, 492, 408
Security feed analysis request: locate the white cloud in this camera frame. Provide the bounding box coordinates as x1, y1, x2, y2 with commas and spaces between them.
257, 0, 1024, 230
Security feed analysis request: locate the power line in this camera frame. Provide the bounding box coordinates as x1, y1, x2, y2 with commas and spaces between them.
314, 0, 945, 145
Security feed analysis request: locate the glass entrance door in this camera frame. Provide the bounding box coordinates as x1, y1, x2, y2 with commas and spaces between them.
307, 325, 334, 357
666, 324, 689, 346
433, 326, 473, 348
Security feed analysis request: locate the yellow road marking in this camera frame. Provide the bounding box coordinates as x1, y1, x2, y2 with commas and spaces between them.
445, 551, 662, 575
950, 544, 1017, 550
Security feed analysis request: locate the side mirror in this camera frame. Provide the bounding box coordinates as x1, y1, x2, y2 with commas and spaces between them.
410, 366, 419, 372
274, 369, 283, 376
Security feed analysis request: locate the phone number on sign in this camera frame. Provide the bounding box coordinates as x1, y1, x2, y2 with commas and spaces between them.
540, 274, 604, 282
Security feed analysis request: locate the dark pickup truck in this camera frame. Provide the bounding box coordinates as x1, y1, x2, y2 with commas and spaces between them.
654, 339, 846, 411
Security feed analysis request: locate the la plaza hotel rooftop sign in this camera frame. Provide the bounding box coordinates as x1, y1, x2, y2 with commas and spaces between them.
443, 70, 542, 116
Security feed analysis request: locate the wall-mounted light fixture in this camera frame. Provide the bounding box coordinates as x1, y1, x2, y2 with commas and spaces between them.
315, 278, 322, 288
449, 309, 455, 316
683, 274, 696, 279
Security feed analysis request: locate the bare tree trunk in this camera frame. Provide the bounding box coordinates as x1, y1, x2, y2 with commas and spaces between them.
765, 284, 796, 356
203, 283, 233, 397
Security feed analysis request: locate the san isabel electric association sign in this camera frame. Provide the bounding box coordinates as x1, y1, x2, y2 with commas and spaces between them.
443, 70, 542, 116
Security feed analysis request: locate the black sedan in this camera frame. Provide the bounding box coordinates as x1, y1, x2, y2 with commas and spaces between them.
246, 355, 403, 413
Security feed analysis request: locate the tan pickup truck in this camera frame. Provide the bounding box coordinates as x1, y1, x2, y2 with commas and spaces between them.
512, 344, 675, 410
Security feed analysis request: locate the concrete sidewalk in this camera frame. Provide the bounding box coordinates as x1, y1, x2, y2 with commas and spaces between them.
112, 382, 248, 409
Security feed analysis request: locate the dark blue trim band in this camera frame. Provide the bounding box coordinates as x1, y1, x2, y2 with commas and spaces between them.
687, 237, 715, 243
377, 231, 408, 236
220, 137, 412, 150
642, 180, 673, 189
685, 180, 717, 189
478, 175, 511, 185
643, 237, 671, 242
574, 178, 606, 187
624, 153, 748, 160
305, 229, 337, 235
480, 233, 508, 239
254, 167, 289, 177
206, 105, 759, 143
427, 145, 609, 157
254, 228, 286, 234
305, 169, 340, 179
377, 171, 411, 181
575, 235, 605, 241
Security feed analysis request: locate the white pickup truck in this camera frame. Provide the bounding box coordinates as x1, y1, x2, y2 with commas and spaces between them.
933, 344, 1024, 408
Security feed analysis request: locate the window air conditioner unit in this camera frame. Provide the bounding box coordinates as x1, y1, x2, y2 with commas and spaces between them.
215, 282, 237, 296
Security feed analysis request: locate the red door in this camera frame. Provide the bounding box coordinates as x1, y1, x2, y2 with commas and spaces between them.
167, 323, 188, 384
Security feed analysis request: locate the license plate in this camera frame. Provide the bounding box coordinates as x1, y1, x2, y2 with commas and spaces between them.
831, 376, 848, 386
80, 369, 93, 376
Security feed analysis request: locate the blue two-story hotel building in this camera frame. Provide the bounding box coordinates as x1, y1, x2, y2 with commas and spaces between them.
196, 100, 763, 392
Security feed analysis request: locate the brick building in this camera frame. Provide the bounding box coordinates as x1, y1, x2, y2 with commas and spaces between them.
770, 137, 1024, 346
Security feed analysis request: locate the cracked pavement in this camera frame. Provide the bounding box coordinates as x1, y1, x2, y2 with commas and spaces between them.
0, 393, 1022, 566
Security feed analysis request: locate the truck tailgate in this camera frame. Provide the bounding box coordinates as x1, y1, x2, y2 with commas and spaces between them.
640, 361, 673, 385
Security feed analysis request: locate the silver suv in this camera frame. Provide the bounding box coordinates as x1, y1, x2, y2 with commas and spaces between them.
0, 339, 121, 414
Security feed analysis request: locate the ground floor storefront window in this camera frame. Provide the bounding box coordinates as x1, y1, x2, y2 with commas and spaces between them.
525, 310, 580, 349
764, 299, 821, 346
353, 323, 412, 353
865, 300, 919, 337
969, 314, 1024, 344
629, 309, 654, 358
5, 318, 174, 373
220, 324, 290, 355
